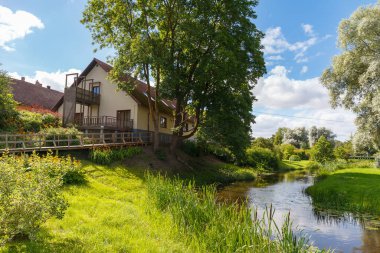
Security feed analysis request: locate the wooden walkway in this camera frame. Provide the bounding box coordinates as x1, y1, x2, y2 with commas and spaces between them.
0, 132, 152, 153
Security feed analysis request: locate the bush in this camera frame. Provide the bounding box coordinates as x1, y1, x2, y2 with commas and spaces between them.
294, 149, 310, 160
18, 110, 60, 132
39, 127, 81, 146
0, 153, 75, 244
245, 147, 279, 170
181, 140, 201, 157
289, 155, 301, 161
279, 144, 295, 160
89, 147, 143, 165
311, 136, 335, 163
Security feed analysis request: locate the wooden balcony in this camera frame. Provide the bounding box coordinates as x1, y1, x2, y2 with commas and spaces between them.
74, 116, 133, 131
76, 87, 100, 105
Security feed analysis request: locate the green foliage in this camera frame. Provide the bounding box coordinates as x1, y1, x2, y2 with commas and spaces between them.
251, 137, 274, 150
146, 174, 315, 252
321, 2, 380, 151
89, 147, 143, 165
180, 140, 201, 157
334, 141, 353, 161
280, 144, 296, 160
245, 147, 279, 170
0, 70, 18, 131
289, 155, 301, 162
18, 111, 60, 133
0, 153, 75, 244
82, 0, 266, 154
311, 136, 335, 163
294, 149, 310, 160
39, 127, 81, 146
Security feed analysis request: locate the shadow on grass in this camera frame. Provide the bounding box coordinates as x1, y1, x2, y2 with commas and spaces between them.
3, 228, 84, 253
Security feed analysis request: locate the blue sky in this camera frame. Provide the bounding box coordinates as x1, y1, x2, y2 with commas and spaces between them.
0, 0, 377, 139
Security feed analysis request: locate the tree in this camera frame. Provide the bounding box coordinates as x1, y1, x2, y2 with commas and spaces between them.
279, 143, 295, 160
352, 128, 377, 156
82, 0, 265, 156
308, 126, 336, 147
334, 140, 353, 161
282, 127, 308, 149
251, 137, 274, 150
273, 127, 287, 146
0, 69, 17, 131
311, 136, 335, 163
321, 1, 380, 152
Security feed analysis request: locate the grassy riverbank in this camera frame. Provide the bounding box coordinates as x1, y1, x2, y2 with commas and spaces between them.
306, 167, 380, 215
2, 160, 320, 252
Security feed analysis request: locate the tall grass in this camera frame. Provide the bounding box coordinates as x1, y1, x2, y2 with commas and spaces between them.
146, 173, 325, 253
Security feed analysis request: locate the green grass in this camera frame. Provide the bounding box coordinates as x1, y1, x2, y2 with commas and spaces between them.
2, 162, 191, 252
279, 160, 311, 171
306, 168, 380, 215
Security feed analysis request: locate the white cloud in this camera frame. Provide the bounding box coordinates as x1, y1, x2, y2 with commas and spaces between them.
262, 26, 319, 63
252, 65, 356, 140
254, 66, 328, 109
10, 69, 81, 92
0, 5, 44, 51
301, 24, 314, 36
267, 55, 284, 61
300, 66, 308, 74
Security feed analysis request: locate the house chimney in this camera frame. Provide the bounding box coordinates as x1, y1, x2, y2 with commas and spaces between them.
47, 85, 51, 89
35, 80, 42, 87
21, 77, 25, 81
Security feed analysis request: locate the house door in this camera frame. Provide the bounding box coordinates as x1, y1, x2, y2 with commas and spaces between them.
117, 110, 131, 129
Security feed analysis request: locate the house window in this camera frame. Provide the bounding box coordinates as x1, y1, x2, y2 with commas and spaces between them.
160, 116, 167, 128
92, 86, 100, 94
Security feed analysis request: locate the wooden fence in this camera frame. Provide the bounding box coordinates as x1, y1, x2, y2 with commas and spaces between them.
0, 132, 152, 153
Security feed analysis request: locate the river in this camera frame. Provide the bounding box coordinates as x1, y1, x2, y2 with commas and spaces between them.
218, 170, 380, 252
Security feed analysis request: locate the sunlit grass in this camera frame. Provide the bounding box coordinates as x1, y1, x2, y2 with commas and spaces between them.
306, 167, 380, 215
2, 162, 190, 252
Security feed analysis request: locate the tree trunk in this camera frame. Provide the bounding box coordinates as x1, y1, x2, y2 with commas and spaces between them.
170, 134, 183, 155
153, 108, 160, 152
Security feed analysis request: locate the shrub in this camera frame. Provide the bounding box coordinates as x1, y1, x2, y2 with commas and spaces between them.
18, 110, 60, 132
245, 147, 279, 170
311, 136, 335, 163
89, 147, 143, 165
39, 127, 81, 146
294, 149, 310, 160
181, 140, 201, 157
279, 144, 295, 160
0, 153, 73, 244
289, 155, 301, 161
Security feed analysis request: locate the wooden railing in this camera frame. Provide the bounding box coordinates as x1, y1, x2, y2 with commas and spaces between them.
74, 116, 133, 130
0, 132, 152, 153
76, 87, 100, 105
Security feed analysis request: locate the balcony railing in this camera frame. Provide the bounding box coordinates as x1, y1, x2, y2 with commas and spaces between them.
74, 116, 133, 130
76, 87, 100, 105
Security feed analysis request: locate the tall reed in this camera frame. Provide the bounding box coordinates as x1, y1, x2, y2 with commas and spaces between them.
145, 173, 327, 253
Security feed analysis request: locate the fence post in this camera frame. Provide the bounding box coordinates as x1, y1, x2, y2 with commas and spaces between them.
5, 134, 8, 149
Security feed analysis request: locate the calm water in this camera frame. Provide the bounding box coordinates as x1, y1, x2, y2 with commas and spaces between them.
218, 171, 380, 253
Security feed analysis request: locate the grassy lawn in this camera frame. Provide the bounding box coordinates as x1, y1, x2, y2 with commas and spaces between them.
306, 168, 380, 215
279, 160, 311, 171
2, 162, 191, 252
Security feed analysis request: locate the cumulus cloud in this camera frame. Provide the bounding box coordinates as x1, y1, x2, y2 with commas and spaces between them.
0, 5, 44, 51
10, 69, 81, 92
252, 65, 356, 140
300, 66, 308, 74
254, 66, 328, 109
262, 25, 323, 63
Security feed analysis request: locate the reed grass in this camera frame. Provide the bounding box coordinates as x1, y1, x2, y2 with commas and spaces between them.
146, 173, 326, 252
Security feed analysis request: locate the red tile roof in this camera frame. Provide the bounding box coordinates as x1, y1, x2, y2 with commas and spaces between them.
10, 78, 63, 111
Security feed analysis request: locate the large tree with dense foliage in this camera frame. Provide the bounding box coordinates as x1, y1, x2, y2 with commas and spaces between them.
308, 126, 336, 147
0, 69, 17, 131
82, 0, 265, 155
282, 127, 308, 149
311, 136, 335, 163
321, 1, 380, 152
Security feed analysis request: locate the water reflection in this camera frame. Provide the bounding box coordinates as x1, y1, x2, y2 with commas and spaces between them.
217, 171, 380, 252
